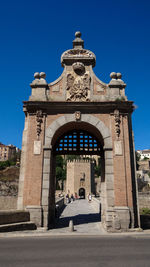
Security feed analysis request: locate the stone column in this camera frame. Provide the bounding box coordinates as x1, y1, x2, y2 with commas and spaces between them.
41, 147, 51, 228
48, 153, 56, 228
104, 149, 115, 231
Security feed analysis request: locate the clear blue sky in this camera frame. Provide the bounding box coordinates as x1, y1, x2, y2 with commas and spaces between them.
0, 0, 149, 150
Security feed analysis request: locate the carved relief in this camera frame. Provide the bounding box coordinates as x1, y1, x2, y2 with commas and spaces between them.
75, 111, 81, 121
114, 109, 121, 139
36, 110, 43, 139
66, 73, 91, 101
63, 49, 95, 58
73, 62, 85, 75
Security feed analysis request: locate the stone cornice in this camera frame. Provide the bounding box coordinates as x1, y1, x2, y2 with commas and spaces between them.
23, 101, 134, 115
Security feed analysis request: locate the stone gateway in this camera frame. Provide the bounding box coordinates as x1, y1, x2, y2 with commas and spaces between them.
17, 32, 140, 232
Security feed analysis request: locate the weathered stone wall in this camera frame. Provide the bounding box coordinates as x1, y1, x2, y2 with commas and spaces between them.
138, 192, 150, 209
0, 168, 18, 210
0, 196, 17, 210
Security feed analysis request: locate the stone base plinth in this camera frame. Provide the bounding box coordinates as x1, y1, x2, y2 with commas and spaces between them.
26, 206, 42, 227
104, 206, 131, 232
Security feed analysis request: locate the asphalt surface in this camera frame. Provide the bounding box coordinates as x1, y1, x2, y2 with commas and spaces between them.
0, 236, 150, 267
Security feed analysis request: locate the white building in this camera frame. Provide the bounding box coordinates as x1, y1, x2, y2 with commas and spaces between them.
137, 149, 150, 160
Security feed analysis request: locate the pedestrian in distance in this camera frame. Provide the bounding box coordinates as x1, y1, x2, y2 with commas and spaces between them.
71, 194, 74, 203
88, 193, 92, 202
66, 194, 69, 204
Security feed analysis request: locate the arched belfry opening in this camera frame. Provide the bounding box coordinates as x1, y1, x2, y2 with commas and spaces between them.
18, 31, 140, 232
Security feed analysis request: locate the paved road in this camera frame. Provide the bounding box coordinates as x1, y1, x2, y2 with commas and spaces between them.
53, 199, 105, 234
0, 236, 150, 267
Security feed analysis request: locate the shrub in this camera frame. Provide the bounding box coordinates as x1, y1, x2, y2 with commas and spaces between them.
140, 208, 150, 215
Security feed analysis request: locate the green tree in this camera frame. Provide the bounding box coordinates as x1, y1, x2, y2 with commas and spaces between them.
143, 156, 149, 161
94, 157, 101, 177
55, 155, 66, 189
135, 151, 140, 170
0, 160, 16, 170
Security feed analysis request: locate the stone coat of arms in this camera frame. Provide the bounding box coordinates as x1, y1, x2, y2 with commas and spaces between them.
66, 73, 91, 101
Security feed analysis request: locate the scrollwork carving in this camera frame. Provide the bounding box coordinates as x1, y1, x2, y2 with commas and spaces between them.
114, 109, 121, 139
36, 110, 43, 139
64, 49, 94, 58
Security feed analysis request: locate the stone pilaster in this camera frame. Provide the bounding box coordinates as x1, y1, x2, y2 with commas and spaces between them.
17, 112, 29, 210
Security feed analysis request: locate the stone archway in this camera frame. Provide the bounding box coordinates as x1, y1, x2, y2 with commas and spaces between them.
42, 114, 114, 230
17, 31, 140, 232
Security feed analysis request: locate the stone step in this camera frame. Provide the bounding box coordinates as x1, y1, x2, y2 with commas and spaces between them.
0, 221, 37, 232
0, 210, 30, 225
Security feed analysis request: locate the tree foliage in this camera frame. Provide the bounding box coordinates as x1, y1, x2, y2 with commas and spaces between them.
55, 155, 66, 187
94, 157, 101, 177
135, 151, 140, 170
0, 160, 16, 170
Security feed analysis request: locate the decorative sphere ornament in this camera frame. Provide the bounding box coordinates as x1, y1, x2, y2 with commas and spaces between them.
110, 72, 117, 79
34, 72, 40, 79
40, 72, 46, 79
75, 31, 81, 38
117, 73, 122, 79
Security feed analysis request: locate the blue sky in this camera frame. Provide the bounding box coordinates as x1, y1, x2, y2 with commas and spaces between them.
0, 0, 149, 150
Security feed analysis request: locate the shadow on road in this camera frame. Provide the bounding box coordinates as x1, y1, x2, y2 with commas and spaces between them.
55, 212, 101, 229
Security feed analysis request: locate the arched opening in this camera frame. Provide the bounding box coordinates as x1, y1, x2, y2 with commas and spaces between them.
54, 129, 101, 154
79, 188, 85, 199
46, 121, 105, 229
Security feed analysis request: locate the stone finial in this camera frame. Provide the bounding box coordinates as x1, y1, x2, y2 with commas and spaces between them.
109, 72, 126, 88
73, 31, 84, 49
30, 72, 48, 101
75, 31, 81, 38
61, 32, 96, 67
34, 72, 40, 79
40, 72, 46, 79
31, 72, 48, 87
110, 72, 117, 80
117, 73, 122, 79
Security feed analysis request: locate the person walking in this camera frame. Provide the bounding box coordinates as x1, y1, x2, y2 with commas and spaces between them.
71, 194, 74, 203
66, 194, 69, 204
88, 193, 92, 202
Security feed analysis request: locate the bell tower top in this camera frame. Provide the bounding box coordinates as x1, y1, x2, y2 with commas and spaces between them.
61, 31, 96, 67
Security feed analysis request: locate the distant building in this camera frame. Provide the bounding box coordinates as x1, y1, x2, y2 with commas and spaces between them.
0, 143, 17, 161
138, 160, 150, 171
137, 149, 150, 160
66, 159, 95, 199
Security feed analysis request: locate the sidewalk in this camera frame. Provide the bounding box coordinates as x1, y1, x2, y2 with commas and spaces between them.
0, 199, 150, 238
